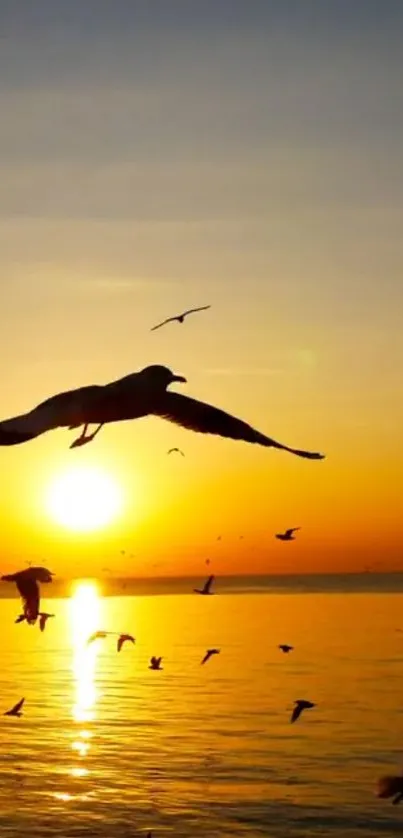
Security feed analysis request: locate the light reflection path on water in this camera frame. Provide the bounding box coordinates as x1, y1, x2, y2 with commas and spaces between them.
67, 581, 102, 795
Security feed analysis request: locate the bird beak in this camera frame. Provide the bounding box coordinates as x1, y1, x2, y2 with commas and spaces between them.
172, 374, 187, 383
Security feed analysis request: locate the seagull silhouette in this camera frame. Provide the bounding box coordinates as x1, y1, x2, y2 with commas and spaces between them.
117, 633, 135, 652
279, 644, 294, 654
290, 700, 315, 723
4, 698, 25, 717
201, 648, 220, 665
149, 656, 163, 670
151, 306, 211, 331
194, 575, 215, 595
2, 567, 53, 625
167, 447, 185, 456
276, 528, 300, 542
39, 612, 54, 633
0, 365, 325, 459
377, 774, 403, 805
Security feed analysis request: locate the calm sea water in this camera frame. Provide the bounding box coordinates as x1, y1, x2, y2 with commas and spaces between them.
0, 580, 402, 837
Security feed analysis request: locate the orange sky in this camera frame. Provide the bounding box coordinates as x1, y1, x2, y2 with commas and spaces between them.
0, 3, 402, 577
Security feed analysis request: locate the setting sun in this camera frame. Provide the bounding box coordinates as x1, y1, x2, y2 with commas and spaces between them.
45, 466, 123, 532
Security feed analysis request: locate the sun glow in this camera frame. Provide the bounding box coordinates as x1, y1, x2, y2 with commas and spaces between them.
45, 465, 122, 532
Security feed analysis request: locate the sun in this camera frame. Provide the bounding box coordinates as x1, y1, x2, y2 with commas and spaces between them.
45, 466, 123, 532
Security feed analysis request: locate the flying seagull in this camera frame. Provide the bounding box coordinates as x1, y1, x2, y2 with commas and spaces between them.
39, 612, 54, 632
194, 575, 215, 595
377, 774, 403, 805
149, 656, 163, 670
276, 528, 300, 542
0, 365, 325, 459
151, 305, 211, 331
167, 447, 185, 456
4, 698, 25, 717
2, 567, 53, 625
279, 644, 294, 654
86, 630, 110, 645
117, 633, 135, 652
201, 648, 220, 665
290, 700, 315, 723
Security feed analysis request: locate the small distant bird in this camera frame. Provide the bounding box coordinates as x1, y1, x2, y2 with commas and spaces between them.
194, 575, 215, 595
377, 774, 403, 805
149, 656, 163, 670
276, 528, 300, 542
201, 648, 220, 665
205, 558, 210, 566
4, 698, 25, 717
117, 633, 135, 652
39, 613, 54, 632
2, 566, 53, 625
290, 700, 315, 723
87, 630, 109, 645
167, 447, 185, 456
279, 644, 294, 654
151, 305, 211, 331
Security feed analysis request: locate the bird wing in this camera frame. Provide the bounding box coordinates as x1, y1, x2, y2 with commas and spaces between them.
11, 698, 25, 714
201, 651, 212, 665
0, 385, 103, 446
152, 393, 324, 459
204, 575, 214, 593
117, 636, 123, 652
287, 528, 300, 536
290, 704, 302, 723
150, 316, 177, 331
183, 305, 211, 317
15, 576, 40, 622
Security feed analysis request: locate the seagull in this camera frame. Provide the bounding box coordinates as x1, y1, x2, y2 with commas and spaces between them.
167, 447, 185, 456
39, 612, 54, 632
194, 575, 215, 595
151, 305, 211, 331
117, 633, 135, 652
4, 698, 25, 717
279, 644, 294, 653
149, 656, 163, 670
377, 774, 403, 805
0, 365, 325, 459
290, 700, 315, 723
86, 630, 110, 645
2, 567, 53, 625
276, 528, 300, 542
201, 648, 220, 665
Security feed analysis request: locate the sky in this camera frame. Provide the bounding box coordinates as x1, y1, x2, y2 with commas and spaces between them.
0, 0, 402, 577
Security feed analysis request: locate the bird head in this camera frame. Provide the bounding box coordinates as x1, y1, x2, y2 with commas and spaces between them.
141, 365, 187, 389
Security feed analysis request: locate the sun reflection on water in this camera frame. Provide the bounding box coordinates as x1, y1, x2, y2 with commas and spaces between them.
69, 580, 102, 773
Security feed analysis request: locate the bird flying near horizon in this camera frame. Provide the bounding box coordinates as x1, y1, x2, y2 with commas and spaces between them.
0, 365, 325, 460
151, 305, 211, 331
2, 567, 53, 625
290, 700, 315, 723
194, 575, 215, 595
117, 633, 135, 652
279, 644, 294, 654
201, 648, 220, 665
86, 630, 110, 645
377, 774, 403, 805
276, 528, 301, 542
167, 447, 185, 456
4, 698, 25, 717
149, 656, 163, 670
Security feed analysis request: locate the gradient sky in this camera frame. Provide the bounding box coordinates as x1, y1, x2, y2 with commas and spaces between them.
0, 0, 402, 577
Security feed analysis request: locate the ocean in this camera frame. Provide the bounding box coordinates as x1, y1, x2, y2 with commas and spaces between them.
0, 574, 402, 836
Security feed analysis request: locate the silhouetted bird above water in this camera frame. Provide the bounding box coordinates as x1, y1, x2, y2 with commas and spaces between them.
279, 644, 294, 654
0, 365, 325, 459
167, 447, 185, 456
4, 698, 25, 717
377, 774, 403, 805
194, 575, 215, 595
151, 305, 211, 331
201, 648, 220, 665
86, 630, 110, 645
2, 567, 53, 625
290, 700, 315, 723
149, 656, 163, 670
276, 528, 300, 542
117, 633, 135, 652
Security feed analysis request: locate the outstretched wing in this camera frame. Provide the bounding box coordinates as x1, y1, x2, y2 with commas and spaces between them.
286, 528, 300, 537
11, 698, 25, 714
150, 316, 177, 331
204, 575, 214, 593
152, 393, 325, 460
0, 385, 103, 446
183, 305, 211, 317
290, 704, 302, 723
201, 651, 211, 665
